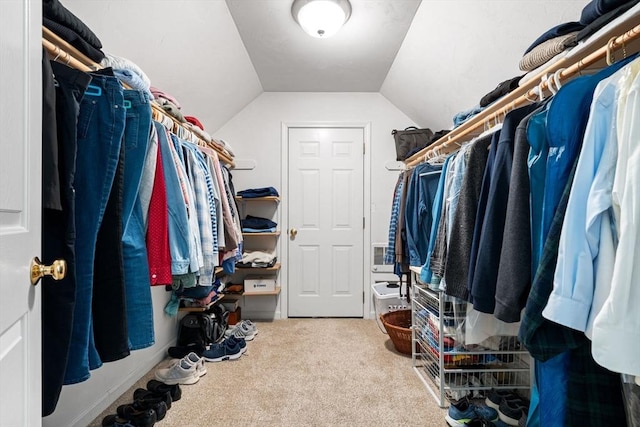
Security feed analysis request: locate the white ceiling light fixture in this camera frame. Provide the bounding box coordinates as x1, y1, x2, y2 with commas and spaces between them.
291, 0, 352, 38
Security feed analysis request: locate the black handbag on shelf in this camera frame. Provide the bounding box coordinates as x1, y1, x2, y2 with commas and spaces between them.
391, 126, 435, 161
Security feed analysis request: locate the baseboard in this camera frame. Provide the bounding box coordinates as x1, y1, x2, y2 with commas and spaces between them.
65, 341, 173, 427
242, 310, 281, 321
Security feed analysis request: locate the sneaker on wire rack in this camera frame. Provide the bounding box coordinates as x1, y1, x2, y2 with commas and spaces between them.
497, 400, 526, 426
485, 389, 522, 410
445, 397, 499, 427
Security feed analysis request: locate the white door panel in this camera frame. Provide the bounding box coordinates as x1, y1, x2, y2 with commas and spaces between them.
0, 0, 42, 425
288, 127, 364, 317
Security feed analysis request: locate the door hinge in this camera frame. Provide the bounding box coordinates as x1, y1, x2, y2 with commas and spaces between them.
363, 291, 365, 303
363, 217, 365, 229
363, 142, 365, 155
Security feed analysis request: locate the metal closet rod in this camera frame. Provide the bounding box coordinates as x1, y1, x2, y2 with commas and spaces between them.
405, 23, 640, 168
42, 26, 235, 168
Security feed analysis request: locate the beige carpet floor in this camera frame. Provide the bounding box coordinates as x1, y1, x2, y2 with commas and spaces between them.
90, 318, 448, 427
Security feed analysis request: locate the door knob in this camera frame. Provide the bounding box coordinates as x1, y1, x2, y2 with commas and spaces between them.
30, 257, 66, 286
290, 228, 298, 238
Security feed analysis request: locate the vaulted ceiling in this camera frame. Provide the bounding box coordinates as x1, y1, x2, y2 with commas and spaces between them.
225, 0, 421, 92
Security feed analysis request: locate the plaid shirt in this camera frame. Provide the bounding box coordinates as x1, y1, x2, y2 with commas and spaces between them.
385, 172, 405, 265
183, 144, 215, 285
519, 160, 585, 361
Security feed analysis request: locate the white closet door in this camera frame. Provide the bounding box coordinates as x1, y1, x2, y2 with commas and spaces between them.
288, 127, 364, 317
0, 0, 43, 425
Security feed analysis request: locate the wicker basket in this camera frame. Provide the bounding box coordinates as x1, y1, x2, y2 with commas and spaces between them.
380, 309, 412, 355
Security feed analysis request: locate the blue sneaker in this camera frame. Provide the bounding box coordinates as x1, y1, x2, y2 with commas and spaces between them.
202, 340, 242, 362
445, 398, 499, 426
225, 334, 247, 354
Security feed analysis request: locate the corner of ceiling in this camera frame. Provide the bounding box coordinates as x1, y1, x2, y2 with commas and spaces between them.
378, 0, 429, 128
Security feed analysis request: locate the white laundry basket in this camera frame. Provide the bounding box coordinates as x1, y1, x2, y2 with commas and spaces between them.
372, 282, 409, 333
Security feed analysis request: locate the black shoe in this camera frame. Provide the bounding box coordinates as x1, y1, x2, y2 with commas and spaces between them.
102, 408, 156, 427
485, 389, 527, 411
498, 399, 525, 426
132, 388, 173, 410
146, 379, 182, 402
167, 344, 206, 359
467, 418, 497, 427
118, 401, 167, 422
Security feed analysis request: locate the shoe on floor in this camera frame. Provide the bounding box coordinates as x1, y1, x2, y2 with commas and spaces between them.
226, 333, 247, 354
445, 398, 499, 427
167, 343, 206, 359
224, 321, 256, 341
202, 340, 243, 362
102, 408, 156, 427
118, 400, 167, 422
101, 415, 135, 427
145, 380, 182, 402
154, 358, 199, 385
183, 351, 207, 377
132, 388, 172, 410
241, 320, 258, 335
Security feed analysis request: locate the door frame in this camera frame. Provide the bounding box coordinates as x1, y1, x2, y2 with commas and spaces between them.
280, 121, 372, 319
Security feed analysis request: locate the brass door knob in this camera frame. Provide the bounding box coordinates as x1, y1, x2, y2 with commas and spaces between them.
30, 257, 66, 286
290, 228, 298, 238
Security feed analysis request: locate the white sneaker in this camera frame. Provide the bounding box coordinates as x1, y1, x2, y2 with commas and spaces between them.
184, 352, 207, 377
224, 322, 255, 341
242, 320, 258, 335
155, 358, 200, 385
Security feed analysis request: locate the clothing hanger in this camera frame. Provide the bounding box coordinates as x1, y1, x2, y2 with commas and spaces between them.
52, 45, 62, 62
552, 68, 564, 93
606, 36, 617, 65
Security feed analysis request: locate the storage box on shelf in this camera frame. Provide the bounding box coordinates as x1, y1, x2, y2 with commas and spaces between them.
409, 267, 532, 407
244, 277, 277, 294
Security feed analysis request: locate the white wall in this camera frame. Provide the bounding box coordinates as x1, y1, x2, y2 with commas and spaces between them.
214, 92, 417, 318
63, 0, 263, 133
43, 289, 177, 427
381, 0, 586, 131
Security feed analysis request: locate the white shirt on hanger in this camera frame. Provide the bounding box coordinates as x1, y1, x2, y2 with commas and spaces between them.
591, 61, 640, 377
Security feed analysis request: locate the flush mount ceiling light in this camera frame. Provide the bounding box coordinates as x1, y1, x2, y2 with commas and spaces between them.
291, 0, 352, 38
